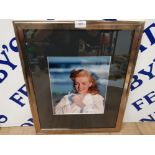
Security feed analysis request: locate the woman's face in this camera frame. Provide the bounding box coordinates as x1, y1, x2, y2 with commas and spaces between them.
74, 76, 92, 94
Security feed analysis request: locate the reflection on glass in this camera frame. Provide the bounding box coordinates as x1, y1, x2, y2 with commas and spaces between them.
24, 29, 133, 90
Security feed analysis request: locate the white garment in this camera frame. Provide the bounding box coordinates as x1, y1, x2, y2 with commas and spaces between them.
55, 93, 105, 114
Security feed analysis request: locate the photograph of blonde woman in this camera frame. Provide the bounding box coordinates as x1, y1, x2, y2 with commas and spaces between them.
55, 69, 105, 114
47, 56, 111, 115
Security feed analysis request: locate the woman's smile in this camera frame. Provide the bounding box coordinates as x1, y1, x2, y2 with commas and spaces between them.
75, 76, 92, 94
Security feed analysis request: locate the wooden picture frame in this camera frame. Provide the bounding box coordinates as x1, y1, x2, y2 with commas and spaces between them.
13, 20, 144, 134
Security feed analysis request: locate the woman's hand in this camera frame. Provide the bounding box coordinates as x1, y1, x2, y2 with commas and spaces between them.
72, 94, 85, 108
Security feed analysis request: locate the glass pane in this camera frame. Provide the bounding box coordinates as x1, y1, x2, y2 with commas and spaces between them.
23, 29, 133, 129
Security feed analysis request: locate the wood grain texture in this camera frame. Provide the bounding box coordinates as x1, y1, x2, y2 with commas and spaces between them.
0, 123, 155, 135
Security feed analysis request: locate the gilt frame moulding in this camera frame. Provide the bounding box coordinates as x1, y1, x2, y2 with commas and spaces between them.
13, 20, 144, 134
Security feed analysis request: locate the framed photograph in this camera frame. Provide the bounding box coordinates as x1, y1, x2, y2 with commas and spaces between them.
47, 56, 111, 115
13, 20, 144, 134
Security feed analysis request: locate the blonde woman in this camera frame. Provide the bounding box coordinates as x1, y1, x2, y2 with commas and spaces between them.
55, 69, 105, 114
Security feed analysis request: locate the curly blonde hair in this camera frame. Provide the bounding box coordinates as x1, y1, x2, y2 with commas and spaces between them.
70, 69, 99, 95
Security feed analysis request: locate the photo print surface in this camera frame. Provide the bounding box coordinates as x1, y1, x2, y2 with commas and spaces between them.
47, 56, 111, 115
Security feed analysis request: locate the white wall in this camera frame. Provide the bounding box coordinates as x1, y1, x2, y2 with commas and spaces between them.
0, 19, 155, 127
0, 20, 33, 127
124, 19, 155, 122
